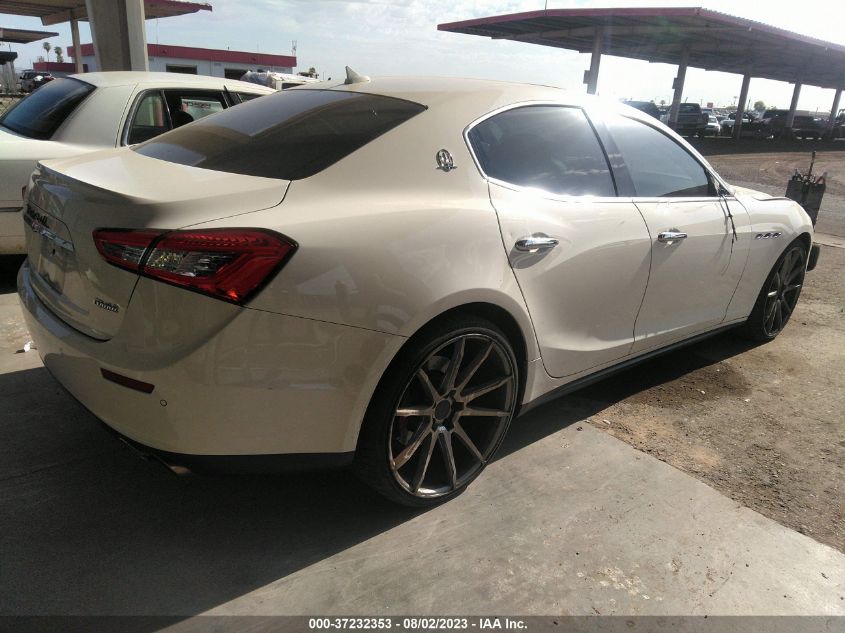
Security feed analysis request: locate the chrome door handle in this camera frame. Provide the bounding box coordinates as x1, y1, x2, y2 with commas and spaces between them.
657, 230, 688, 243
514, 236, 559, 252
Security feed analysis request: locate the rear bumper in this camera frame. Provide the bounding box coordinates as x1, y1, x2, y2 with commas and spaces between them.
18, 261, 405, 460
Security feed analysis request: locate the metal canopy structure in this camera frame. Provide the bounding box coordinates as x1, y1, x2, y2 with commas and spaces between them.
0, 0, 210, 25
439, 7, 845, 89
0, 25, 57, 42
1, 26, 57, 90
0, 0, 213, 73
439, 7, 845, 138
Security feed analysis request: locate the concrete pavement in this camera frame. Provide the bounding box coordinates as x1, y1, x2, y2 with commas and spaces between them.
1, 258, 844, 618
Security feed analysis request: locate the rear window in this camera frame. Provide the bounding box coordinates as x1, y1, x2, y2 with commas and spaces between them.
134, 89, 426, 180
0, 77, 94, 140
679, 104, 700, 113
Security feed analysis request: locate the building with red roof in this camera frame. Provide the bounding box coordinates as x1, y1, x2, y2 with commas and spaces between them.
67, 42, 296, 78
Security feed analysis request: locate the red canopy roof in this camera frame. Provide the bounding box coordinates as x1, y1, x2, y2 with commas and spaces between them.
69, 43, 296, 68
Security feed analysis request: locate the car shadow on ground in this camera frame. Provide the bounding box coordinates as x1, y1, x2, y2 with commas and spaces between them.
498, 332, 757, 458
0, 325, 758, 621
0, 255, 25, 294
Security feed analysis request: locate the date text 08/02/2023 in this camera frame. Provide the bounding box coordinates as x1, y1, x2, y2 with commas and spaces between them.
307, 617, 528, 630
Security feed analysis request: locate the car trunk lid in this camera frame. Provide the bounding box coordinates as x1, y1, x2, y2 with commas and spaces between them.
24, 148, 289, 340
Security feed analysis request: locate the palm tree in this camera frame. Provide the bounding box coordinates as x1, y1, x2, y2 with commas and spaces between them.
42, 41, 51, 62
54, 46, 63, 63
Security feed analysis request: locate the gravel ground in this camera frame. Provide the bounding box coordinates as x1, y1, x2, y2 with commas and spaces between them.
582, 240, 845, 553
691, 138, 845, 237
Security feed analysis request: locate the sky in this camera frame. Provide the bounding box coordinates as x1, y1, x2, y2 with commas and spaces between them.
3, 0, 845, 112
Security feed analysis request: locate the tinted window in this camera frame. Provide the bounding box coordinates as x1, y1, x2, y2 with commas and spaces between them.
0, 78, 94, 139
135, 89, 425, 180
467, 106, 614, 197
127, 91, 169, 144
606, 116, 712, 197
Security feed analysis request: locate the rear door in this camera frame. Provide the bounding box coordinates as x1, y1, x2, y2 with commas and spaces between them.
469, 104, 652, 378
599, 114, 750, 353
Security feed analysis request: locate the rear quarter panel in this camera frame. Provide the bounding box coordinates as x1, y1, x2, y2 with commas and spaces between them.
191, 104, 540, 362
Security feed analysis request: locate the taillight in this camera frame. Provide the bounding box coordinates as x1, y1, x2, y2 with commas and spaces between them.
93, 228, 297, 304
93, 229, 164, 271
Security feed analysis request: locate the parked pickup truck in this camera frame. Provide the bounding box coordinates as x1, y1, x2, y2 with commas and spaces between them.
672, 103, 709, 137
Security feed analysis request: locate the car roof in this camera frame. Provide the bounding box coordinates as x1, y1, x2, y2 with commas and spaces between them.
295, 75, 669, 143
310, 75, 607, 113
68, 71, 275, 93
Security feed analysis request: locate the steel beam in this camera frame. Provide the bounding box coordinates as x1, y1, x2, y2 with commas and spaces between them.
584, 27, 603, 95
827, 87, 842, 137
70, 18, 82, 73
668, 46, 689, 129
785, 82, 802, 133
733, 72, 752, 140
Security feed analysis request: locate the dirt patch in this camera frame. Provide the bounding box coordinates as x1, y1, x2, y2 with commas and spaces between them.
586, 245, 845, 552
689, 138, 845, 236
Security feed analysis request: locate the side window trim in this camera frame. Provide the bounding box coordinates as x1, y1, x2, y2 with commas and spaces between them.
121, 88, 170, 146
463, 102, 619, 199
584, 109, 631, 197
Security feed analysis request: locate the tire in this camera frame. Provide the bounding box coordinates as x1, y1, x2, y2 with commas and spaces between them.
739, 241, 807, 342
354, 315, 519, 506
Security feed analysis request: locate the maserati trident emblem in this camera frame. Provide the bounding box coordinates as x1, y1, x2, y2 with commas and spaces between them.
436, 149, 456, 172
94, 298, 120, 313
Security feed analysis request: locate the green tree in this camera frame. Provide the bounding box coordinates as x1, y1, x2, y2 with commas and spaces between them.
54, 46, 63, 63
42, 41, 51, 62
753, 99, 766, 112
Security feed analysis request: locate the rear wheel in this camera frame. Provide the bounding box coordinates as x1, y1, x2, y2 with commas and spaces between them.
740, 242, 807, 341
355, 317, 518, 506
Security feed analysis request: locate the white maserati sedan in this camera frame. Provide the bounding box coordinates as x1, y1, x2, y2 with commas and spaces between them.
18, 75, 818, 506
0, 71, 274, 253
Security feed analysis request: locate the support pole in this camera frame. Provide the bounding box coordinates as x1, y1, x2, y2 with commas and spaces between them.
70, 19, 83, 73
785, 82, 802, 133
84, 0, 148, 71
827, 88, 842, 138
584, 27, 603, 95
668, 46, 689, 129
733, 72, 752, 140
1, 57, 17, 94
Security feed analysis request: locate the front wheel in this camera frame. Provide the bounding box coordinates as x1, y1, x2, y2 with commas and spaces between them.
740, 242, 807, 341
355, 317, 519, 506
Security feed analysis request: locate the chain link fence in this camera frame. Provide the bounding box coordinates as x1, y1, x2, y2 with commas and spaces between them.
0, 94, 22, 116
